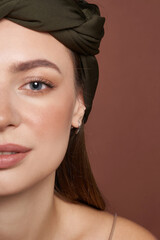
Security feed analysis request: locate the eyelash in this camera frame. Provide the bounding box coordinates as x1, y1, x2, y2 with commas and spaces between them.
21, 78, 55, 95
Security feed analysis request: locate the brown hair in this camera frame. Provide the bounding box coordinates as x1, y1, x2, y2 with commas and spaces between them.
54, 52, 106, 211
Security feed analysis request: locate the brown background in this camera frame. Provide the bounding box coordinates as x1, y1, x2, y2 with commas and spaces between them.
85, 0, 160, 238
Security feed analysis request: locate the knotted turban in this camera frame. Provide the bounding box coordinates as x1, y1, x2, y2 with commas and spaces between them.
0, 0, 105, 123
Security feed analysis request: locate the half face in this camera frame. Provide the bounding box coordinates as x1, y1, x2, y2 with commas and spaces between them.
0, 19, 84, 196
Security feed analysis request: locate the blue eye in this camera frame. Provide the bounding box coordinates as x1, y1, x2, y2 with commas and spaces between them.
21, 78, 54, 94
29, 81, 46, 90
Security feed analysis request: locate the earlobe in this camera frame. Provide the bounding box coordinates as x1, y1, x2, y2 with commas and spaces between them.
71, 95, 86, 129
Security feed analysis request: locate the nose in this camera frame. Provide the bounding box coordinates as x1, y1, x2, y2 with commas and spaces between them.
0, 91, 21, 132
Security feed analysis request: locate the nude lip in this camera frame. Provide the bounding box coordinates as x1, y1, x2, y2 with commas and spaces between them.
0, 143, 31, 152
0, 144, 31, 169
0, 152, 30, 169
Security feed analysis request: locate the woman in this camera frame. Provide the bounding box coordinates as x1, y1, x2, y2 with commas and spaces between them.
0, 0, 157, 239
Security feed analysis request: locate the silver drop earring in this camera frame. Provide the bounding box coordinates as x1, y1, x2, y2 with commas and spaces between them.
75, 120, 81, 134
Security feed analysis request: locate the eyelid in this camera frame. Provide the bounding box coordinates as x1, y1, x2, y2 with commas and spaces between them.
22, 76, 54, 86
19, 76, 55, 95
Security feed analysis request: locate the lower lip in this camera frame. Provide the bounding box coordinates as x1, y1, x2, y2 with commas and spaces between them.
0, 152, 30, 169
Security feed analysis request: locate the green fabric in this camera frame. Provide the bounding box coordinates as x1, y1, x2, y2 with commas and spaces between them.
0, 0, 105, 123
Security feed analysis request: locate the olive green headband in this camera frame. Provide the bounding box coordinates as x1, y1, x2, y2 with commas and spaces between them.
0, 0, 105, 123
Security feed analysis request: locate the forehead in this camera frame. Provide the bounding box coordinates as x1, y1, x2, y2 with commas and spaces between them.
0, 19, 74, 76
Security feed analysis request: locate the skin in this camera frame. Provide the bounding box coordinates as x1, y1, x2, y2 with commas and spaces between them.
0, 19, 157, 240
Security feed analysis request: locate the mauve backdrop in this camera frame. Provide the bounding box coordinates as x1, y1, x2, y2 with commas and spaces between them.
85, 0, 160, 238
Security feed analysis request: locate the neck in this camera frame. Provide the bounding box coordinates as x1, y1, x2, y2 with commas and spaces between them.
0, 174, 59, 240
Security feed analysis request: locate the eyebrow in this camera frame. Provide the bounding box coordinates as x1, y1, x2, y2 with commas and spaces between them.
10, 59, 61, 74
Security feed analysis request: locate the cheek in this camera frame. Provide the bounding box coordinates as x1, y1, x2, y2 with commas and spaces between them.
0, 91, 76, 196
25, 87, 76, 170
30, 95, 74, 141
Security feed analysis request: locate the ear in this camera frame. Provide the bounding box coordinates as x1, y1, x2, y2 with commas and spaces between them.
71, 93, 86, 128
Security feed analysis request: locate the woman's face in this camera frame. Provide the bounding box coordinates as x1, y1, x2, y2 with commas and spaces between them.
0, 19, 84, 195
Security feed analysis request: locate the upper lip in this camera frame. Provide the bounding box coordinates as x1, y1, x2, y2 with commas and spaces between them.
0, 144, 31, 153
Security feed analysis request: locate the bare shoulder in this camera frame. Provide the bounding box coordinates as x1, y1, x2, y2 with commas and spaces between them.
54, 196, 157, 240
106, 213, 157, 240
71, 206, 157, 240
83, 210, 157, 240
